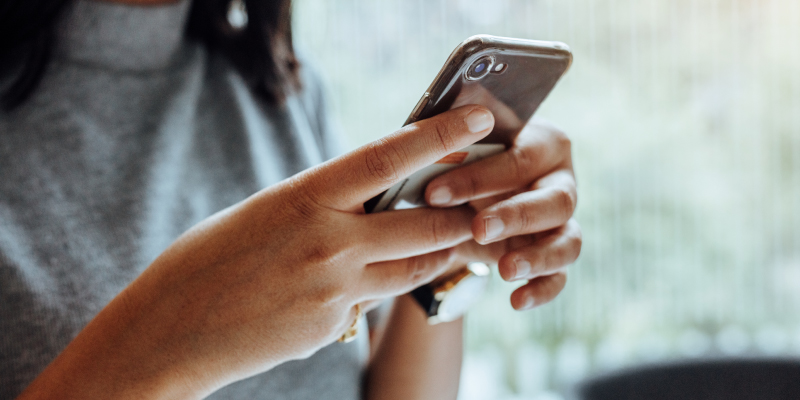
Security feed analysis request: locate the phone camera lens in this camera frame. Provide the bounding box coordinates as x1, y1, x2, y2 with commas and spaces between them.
466, 56, 494, 81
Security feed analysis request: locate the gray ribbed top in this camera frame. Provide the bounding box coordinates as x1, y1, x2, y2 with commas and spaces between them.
0, 1, 367, 398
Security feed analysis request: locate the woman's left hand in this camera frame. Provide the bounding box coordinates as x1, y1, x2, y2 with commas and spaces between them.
424, 118, 582, 310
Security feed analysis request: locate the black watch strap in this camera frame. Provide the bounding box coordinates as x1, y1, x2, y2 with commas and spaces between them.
410, 284, 439, 317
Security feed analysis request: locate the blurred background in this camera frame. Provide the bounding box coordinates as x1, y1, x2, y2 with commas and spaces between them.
293, 0, 800, 398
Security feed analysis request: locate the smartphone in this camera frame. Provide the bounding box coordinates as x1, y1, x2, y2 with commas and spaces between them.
364, 34, 573, 213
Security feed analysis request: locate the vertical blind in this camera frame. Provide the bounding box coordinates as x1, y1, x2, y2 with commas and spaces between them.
294, 0, 800, 398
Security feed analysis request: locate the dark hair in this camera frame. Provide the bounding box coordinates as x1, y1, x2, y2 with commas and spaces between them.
0, 0, 299, 111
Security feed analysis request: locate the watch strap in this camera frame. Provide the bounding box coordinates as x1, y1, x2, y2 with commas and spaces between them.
410, 284, 439, 317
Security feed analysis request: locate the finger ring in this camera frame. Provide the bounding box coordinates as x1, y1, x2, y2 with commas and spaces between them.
338, 303, 362, 343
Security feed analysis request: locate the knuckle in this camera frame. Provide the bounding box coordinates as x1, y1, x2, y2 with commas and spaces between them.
426, 212, 455, 248
568, 223, 583, 260
407, 257, 425, 287
463, 173, 481, 200
544, 273, 568, 298
310, 283, 347, 308
528, 248, 544, 271
405, 250, 451, 287
269, 177, 328, 228
364, 139, 406, 183
550, 127, 571, 151
509, 199, 534, 233
544, 228, 582, 269
293, 213, 359, 265
545, 244, 569, 269
290, 194, 326, 225
303, 240, 344, 270
552, 186, 577, 218
428, 119, 458, 153
404, 256, 428, 288
555, 272, 568, 288
509, 147, 535, 181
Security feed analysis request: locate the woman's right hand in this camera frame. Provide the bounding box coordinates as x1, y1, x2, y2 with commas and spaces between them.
18, 106, 496, 400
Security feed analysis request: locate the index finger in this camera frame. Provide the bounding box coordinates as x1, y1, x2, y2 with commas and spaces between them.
472, 168, 577, 244
303, 106, 494, 211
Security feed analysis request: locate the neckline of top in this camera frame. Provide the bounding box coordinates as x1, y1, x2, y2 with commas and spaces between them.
54, 0, 193, 71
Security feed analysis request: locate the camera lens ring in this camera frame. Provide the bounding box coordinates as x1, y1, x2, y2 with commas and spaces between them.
465, 56, 495, 81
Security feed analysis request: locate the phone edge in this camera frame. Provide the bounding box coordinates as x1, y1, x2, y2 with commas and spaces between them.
403, 34, 573, 126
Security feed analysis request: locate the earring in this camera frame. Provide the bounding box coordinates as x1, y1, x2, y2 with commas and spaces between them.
227, 0, 248, 31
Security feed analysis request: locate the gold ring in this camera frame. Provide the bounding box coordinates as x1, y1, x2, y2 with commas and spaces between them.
338, 303, 362, 343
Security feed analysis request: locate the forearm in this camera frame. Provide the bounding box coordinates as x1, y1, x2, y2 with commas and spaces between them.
15, 279, 205, 400
365, 294, 463, 400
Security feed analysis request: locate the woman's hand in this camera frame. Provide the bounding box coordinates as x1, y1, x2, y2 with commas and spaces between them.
424, 119, 581, 311
18, 106, 496, 400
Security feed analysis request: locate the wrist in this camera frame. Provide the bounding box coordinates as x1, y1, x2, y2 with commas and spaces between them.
409, 262, 490, 325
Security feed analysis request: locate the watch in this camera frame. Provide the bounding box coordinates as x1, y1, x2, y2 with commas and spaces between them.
410, 262, 491, 325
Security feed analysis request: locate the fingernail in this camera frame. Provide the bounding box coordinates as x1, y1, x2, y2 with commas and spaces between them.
522, 295, 536, 310
514, 259, 531, 280
483, 217, 505, 242
465, 109, 493, 133
429, 186, 452, 206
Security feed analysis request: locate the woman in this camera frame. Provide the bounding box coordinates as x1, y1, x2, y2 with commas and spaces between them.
0, 0, 582, 399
